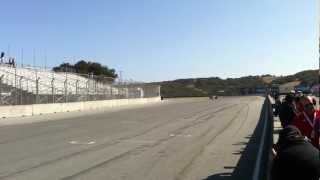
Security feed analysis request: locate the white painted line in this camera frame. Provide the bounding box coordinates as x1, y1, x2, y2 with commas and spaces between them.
87, 141, 96, 145
69, 141, 78, 144
118, 140, 155, 144
69, 140, 96, 145
170, 134, 192, 138
252, 98, 269, 180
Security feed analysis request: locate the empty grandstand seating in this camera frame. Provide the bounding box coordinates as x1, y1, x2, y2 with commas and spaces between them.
0, 63, 159, 106
0, 64, 119, 95
0, 64, 137, 105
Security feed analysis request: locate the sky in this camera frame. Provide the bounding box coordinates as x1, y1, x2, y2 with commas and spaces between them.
0, 0, 318, 82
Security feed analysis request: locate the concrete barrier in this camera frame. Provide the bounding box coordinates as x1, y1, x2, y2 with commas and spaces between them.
253, 95, 274, 180
0, 97, 161, 118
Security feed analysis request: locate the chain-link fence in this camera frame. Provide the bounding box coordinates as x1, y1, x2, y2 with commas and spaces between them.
0, 64, 160, 105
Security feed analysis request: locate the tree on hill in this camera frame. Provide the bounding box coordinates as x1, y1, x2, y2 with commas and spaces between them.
272, 70, 317, 85
158, 69, 317, 98
53, 60, 118, 82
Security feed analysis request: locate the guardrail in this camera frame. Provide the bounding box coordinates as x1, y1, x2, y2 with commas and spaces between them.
252, 95, 274, 180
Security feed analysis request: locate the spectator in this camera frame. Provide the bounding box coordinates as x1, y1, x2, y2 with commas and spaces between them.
0, 52, 4, 63
272, 126, 320, 180
8, 58, 12, 66
12, 58, 16, 68
279, 94, 298, 127
291, 96, 320, 149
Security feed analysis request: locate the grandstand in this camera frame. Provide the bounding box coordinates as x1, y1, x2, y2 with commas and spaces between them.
0, 64, 156, 105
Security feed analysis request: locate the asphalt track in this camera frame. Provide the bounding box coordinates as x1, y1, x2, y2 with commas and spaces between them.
0, 96, 265, 180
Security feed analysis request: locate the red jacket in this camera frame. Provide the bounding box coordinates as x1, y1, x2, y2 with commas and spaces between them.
291, 110, 320, 149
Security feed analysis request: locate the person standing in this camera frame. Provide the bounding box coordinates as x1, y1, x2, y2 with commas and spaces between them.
291, 96, 320, 149
272, 126, 320, 180
279, 94, 298, 127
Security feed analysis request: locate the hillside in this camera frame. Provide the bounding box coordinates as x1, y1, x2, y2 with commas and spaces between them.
158, 70, 318, 98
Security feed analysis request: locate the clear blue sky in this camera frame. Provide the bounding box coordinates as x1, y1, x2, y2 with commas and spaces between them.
0, 0, 318, 82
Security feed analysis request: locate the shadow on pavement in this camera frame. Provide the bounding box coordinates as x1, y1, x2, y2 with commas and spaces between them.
202, 104, 265, 180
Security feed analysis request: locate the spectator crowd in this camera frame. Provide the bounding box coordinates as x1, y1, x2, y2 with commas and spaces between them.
0, 52, 16, 67
272, 92, 320, 180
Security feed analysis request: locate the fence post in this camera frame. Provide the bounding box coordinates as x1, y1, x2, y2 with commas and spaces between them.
36, 77, 40, 104
64, 79, 68, 103
26, 79, 29, 94
141, 87, 144, 98
86, 80, 89, 101
65, 71, 68, 103
76, 80, 79, 95
94, 81, 97, 100
104, 86, 107, 100
51, 78, 55, 103
14, 68, 17, 105
19, 76, 23, 105
110, 85, 113, 99
0, 75, 3, 105
4, 74, 7, 85
126, 85, 129, 99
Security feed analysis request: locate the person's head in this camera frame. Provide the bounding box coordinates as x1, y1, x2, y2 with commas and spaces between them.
300, 96, 315, 116
285, 94, 294, 103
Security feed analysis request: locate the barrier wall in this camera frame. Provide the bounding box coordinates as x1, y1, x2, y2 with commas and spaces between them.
253, 95, 274, 180
0, 97, 161, 118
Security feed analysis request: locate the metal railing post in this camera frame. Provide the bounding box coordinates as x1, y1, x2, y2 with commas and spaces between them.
94, 81, 97, 100
64, 79, 68, 103
110, 85, 113, 99
103, 86, 107, 100
51, 78, 55, 103
26, 79, 29, 93
19, 76, 23, 105
86, 80, 89, 101
76, 80, 79, 95
36, 77, 40, 104
65, 71, 68, 103
0, 75, 3, 105
14, 68, 17, 105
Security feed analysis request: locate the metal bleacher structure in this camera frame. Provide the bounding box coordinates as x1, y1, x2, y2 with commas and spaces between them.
0, 62, 159, 106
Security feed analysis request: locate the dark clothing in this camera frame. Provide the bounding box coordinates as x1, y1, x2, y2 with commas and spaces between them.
279, 102, 296, 127
272, 140, 320, 180
272, 126, 320, 180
